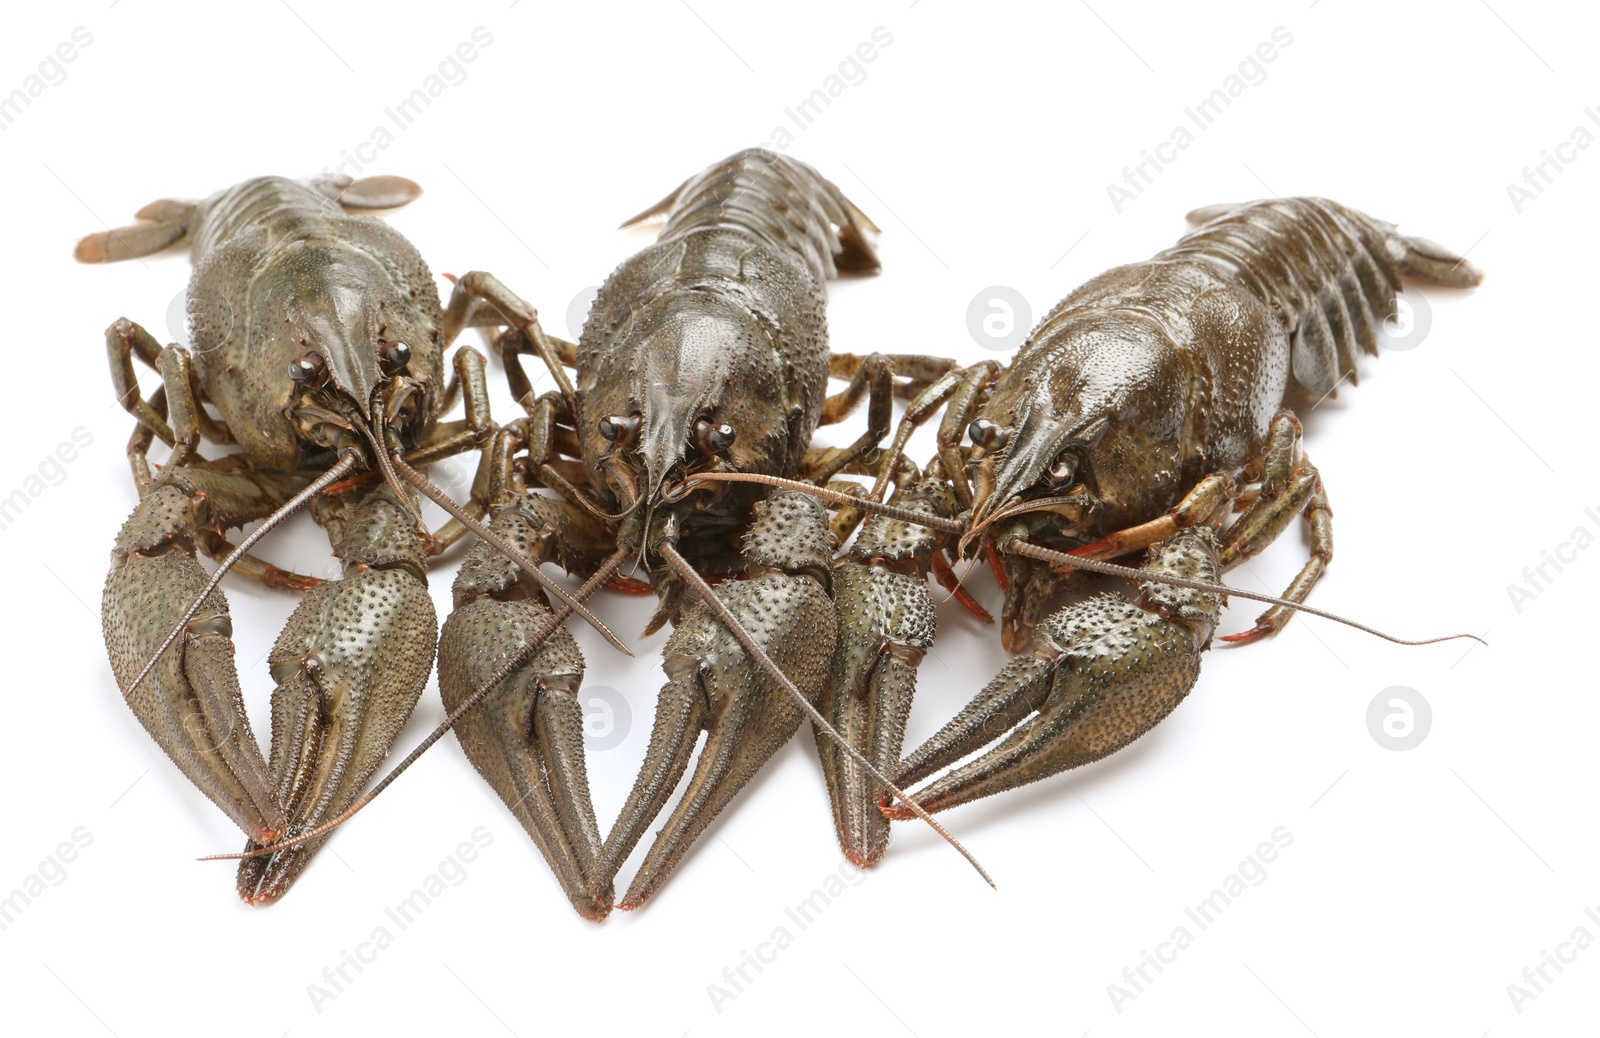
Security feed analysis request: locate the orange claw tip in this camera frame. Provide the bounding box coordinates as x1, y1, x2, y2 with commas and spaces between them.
984, 540, 1010, 592
581, 880, 618, 922
238, 880, 290, 908
573, 900, 613, 923
1068, 534, 1117, 558
953, 587, 994, 624
879, 797, 924, 822
843, 848, 881, 870
256, 565, 325, 592
605, 574, 654, 595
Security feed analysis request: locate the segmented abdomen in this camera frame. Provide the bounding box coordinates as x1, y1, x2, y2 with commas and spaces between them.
189, 177, 340, 259
653, 148, 879, 284
1163, 198, 1417, 397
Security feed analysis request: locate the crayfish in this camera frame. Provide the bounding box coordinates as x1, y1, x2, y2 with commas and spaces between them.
84, 164, 1484, 918
810, 197, 1487, 823
84, 173, 622, 905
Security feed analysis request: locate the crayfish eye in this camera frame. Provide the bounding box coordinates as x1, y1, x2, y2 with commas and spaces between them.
968, 417, 1009, 451
598, 412, 641, 446
694, 418, 736, 455
380, 340, 412, 371
288, 352, 325, 384
1047, 453, 1076, 487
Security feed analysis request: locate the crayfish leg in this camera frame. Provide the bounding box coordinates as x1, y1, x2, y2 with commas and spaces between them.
1215, 410, 1334, 644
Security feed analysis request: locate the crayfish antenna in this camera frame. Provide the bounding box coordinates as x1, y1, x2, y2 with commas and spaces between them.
202, 544, 634, 863
673, 470, 1005, 614
388, 453, 632, 657
617, 177, 689, 230
1005, 537, 1485, 648
685, 474, 1485, 650
354, 415, 425, 526
657, 541, 996, 890
120, 450, 362, 701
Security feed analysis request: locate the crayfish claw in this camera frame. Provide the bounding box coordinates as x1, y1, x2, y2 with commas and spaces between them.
236, 484, 438, 905
440, 598, 610, 920
437, 495, 617, 919
887, 529, 1222, 819
104, 482, 288, 845
603, 491, 836, 911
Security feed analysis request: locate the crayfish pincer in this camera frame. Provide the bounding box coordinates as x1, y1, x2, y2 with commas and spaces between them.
600, 490, 838, 910
862, 197, 1486, 819
890, 527, 1223, 816
85, 174, 619, 905
817, 469, 980, 868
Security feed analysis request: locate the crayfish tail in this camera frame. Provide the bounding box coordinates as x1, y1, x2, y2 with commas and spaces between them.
1169, 197, 1484, 399
1393, 233, 1485, 288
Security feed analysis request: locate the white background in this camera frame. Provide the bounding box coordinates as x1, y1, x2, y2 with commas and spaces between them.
1, 1, 1591, 1035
